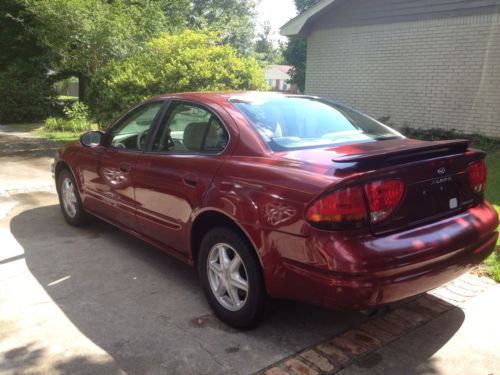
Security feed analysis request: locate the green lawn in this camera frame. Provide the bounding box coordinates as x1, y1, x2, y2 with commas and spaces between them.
56, 95, 79, 102
33, 128, 82, 143
485, 152, 500, 206
484, 151, 500, 281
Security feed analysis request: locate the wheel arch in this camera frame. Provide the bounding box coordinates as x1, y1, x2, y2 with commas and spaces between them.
54, 160, 71, 181
54, 160, 84, 195
190, 209, 263, 269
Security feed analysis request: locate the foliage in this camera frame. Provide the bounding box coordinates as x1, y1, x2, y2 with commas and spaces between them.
63, 101, 90, 121
43, 102, 94, 133
282, 35, 308, 92
0, 61, 55, 123
485, 251, 500, 282
294, 0, 320, 12
0, 0, 55, 123
187, 0, 257, 56
0, 0, 52, 70
400, 126, 500, 152
88, 30, 266, 125
20, 0, 258, 102
255, 22, 283, 66
484, 204, 500, 282
282, 0, 318, 92
21, 0, 169, 100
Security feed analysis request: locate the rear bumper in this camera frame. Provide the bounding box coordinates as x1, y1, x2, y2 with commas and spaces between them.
266, 202, 498, 309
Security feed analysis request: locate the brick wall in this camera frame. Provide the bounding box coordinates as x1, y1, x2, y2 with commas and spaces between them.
305, 12, 500, 138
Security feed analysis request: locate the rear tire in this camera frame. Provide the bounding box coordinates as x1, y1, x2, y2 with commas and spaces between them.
56, 169, 91, 226
198, 227, 266, 329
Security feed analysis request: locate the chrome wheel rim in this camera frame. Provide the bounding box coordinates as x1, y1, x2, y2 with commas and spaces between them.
207, 243, 249, 312
61, 177, 77, 218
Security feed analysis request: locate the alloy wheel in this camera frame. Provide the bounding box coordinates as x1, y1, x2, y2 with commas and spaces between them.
61, 177, 78, 218
207, 243, 249, 312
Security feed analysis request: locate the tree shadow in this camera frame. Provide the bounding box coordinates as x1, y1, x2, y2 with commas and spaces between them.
9, 203, 464, 374
0, 126, 61, 158
351, 306, 465, 374
0, 342, 121, 375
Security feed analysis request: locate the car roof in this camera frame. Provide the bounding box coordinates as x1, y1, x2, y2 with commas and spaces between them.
150, 91, 319, 106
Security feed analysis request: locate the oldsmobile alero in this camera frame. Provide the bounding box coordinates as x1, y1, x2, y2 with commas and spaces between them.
53, 92, 499, 328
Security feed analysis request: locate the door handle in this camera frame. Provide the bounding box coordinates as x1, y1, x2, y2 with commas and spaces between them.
120, 164, 132, 173
183, 175, 198, 187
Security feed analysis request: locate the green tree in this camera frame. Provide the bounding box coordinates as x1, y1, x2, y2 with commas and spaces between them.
295, 0, 319, 13
255, 22, 283, 66
88, 30, 266, 125
0, 0, 55, 123
282, 0, 318, 92
21, 0, 167, 100
21, 0, 258, 101
188, 0, 257, 56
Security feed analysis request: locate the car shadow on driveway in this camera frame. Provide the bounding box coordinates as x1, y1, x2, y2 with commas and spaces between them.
9, 204, 465, 374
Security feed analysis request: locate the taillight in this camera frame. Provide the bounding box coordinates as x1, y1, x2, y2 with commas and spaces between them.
306, 186, 368, 229
467, 159, 487, 194
306, 179, 405, 230
364, 179, 405, 224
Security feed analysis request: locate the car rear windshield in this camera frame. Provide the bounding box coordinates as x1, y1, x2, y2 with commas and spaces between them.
229, 95, 403, 151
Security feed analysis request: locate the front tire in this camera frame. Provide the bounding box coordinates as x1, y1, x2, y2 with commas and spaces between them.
56, 169, 91, 226
198, 227, 266, 328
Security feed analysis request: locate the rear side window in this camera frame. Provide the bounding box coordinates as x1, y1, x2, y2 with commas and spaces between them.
152, 102, 228, 153
230, 95, 402, 151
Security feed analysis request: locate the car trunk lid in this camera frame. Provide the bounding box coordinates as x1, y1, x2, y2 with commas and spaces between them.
281, 138, 485, 235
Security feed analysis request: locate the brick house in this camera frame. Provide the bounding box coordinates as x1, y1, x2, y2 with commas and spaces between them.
264, 65, 298, 93
281, 0, 500, 138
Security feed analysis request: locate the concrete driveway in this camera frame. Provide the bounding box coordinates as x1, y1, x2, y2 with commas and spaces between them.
0, 125, 498, 375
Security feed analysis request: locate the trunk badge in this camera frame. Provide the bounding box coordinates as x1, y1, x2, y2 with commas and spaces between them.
437, 167, 446, 175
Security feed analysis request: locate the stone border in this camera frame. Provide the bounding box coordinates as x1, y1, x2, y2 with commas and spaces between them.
259, 274, 495, 375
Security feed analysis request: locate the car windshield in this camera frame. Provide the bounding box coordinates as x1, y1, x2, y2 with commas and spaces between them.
229, 94, 403, 151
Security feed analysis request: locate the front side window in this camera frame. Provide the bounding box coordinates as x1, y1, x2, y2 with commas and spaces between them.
152, 102, 228, 153
107, 101, 164, 151
229, 94, 402, 151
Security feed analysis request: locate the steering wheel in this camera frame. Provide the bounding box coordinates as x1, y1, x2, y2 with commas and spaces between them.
137, 129, 149, 150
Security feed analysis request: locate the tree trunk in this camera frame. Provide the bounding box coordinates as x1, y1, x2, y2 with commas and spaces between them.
78, 75, 89, 101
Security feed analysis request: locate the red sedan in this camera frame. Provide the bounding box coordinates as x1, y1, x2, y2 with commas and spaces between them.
53, 92, 498, 328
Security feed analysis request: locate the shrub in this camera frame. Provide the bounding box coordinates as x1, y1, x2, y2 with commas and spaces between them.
0, 61, 55, 123
88, 30, 267, 125
43, 102, 94, 133
44, 117, 65, 132
400, 126, 500, 152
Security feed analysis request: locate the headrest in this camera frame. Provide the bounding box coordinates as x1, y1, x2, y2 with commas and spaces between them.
183, 122, 208, 151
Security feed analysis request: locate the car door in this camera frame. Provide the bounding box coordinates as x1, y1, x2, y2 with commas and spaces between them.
134, 100, 230, 255
82, 100, 165, 230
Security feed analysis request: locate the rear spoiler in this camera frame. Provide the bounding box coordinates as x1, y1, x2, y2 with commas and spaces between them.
332, 139, 471, 163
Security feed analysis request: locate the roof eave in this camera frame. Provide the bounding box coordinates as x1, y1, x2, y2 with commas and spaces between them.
280, 0, 337, 36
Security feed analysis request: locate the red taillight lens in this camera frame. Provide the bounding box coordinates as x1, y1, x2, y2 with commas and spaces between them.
306, 186, 367, 229
467, 160, 487, 194
364, 179, 405, 224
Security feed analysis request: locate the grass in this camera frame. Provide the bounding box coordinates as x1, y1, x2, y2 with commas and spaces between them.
6, 122, 94, 144
56, 95, 79, 102
33, 129, 84, 143
485, 152, 500, 206
485, 151, 500, 274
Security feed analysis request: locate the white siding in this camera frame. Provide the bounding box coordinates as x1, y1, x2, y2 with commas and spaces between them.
306, 12, 500, 137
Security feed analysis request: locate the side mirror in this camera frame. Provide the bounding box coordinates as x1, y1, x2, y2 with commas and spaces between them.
80, 131, 103, 147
